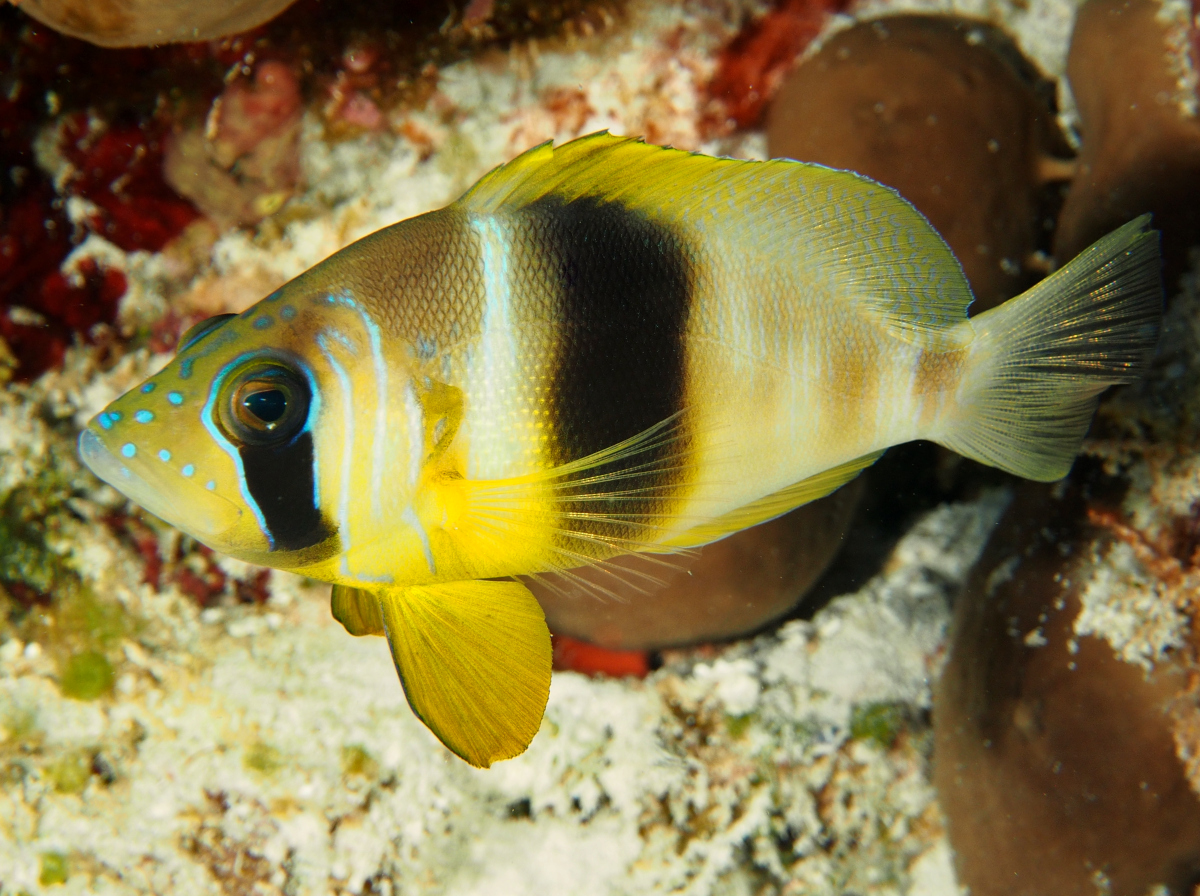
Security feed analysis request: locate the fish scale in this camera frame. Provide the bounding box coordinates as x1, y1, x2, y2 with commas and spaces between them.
80, 133, 1162, 768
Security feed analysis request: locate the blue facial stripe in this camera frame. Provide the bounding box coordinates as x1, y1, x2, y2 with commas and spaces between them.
328, 291, 387, 523
200, 352, 274, 550
316, 332, 388, 582
316, 332, 354, 567
294, 356, 323, 514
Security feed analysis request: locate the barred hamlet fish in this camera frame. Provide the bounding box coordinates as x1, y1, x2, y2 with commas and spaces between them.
79, 134, 1162, 767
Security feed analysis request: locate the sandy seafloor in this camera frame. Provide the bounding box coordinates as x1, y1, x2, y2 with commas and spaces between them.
2, 0, 1198, 893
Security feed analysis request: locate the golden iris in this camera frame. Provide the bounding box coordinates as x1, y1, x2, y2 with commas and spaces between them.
218, 362, 309, 445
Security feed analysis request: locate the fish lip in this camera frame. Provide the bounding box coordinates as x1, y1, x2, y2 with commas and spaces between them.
78, 427, 130, 489
78, 424, 242, 538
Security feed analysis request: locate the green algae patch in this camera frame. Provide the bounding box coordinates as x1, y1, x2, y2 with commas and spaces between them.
47, 751, 92, 794
55, 588, 129, 650
341, 744, 379, 778
0, 463, 80, 631
244, 741, 283, 775
2, 703, 42, 751
39, 851, 68, 885
59, 650, 115, 700
849, 701, 908, 749
725, 713, 755, 740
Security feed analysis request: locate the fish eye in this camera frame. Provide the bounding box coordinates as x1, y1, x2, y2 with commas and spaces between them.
179, 313, 236, 352
218, 362, 310, 446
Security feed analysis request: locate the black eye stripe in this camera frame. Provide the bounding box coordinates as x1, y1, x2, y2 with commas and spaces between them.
239, 431, 334, 552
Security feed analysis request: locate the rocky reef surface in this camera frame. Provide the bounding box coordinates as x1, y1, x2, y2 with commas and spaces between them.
2, 0, 1200, 893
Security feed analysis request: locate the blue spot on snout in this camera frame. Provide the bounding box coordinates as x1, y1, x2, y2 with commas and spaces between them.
141, 382, 156, 394
167, 391, 184, 406
122, 444, 137, 458
158, 449, 171, 462
135, 410, 155, 423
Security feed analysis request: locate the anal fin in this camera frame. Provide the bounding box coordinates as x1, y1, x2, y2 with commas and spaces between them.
332, 585, 384, 636
379, 580, 552, 768
660, 451, 883, 550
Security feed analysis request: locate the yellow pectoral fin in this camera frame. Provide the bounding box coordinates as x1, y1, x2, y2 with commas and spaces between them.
331, 585, 385, 636
378, 580, 552, 768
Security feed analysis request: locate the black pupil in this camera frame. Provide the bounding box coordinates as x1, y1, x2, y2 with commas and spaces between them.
244, 388, 288, 424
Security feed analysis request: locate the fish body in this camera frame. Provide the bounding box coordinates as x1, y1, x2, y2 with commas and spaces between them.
79, 134, 1162, 767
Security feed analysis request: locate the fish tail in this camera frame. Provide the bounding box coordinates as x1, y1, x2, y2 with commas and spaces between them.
937, 215, 1162, 481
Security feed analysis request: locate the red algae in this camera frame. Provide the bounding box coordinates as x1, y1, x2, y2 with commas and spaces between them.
703, 0, 851, 135
54, 115, 201, 252
0, 0, 629, 382
0, 13, 217, 381
552, 635, 651, 678
104, 511, 273, 608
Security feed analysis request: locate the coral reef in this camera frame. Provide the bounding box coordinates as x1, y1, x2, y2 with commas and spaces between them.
3, 0, 1200, 892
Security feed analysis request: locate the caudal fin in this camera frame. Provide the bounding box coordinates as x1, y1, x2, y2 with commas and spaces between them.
938, 216, 1162, 481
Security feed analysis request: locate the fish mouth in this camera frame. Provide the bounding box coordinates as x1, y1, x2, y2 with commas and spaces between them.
78, 428, 241, 538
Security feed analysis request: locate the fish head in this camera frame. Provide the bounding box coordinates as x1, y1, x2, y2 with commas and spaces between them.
79, 284, 430, 577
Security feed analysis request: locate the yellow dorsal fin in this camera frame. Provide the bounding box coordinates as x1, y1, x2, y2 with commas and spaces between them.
331, 585, 384, 636
659, 451, 883, 550
378, 580, 551, 768
458, 132, 975, 349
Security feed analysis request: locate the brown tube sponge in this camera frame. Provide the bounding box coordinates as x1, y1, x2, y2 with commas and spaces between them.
17, 0, 298, 47
935, 480, 1200, 896
1055, 0, 1200, 286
